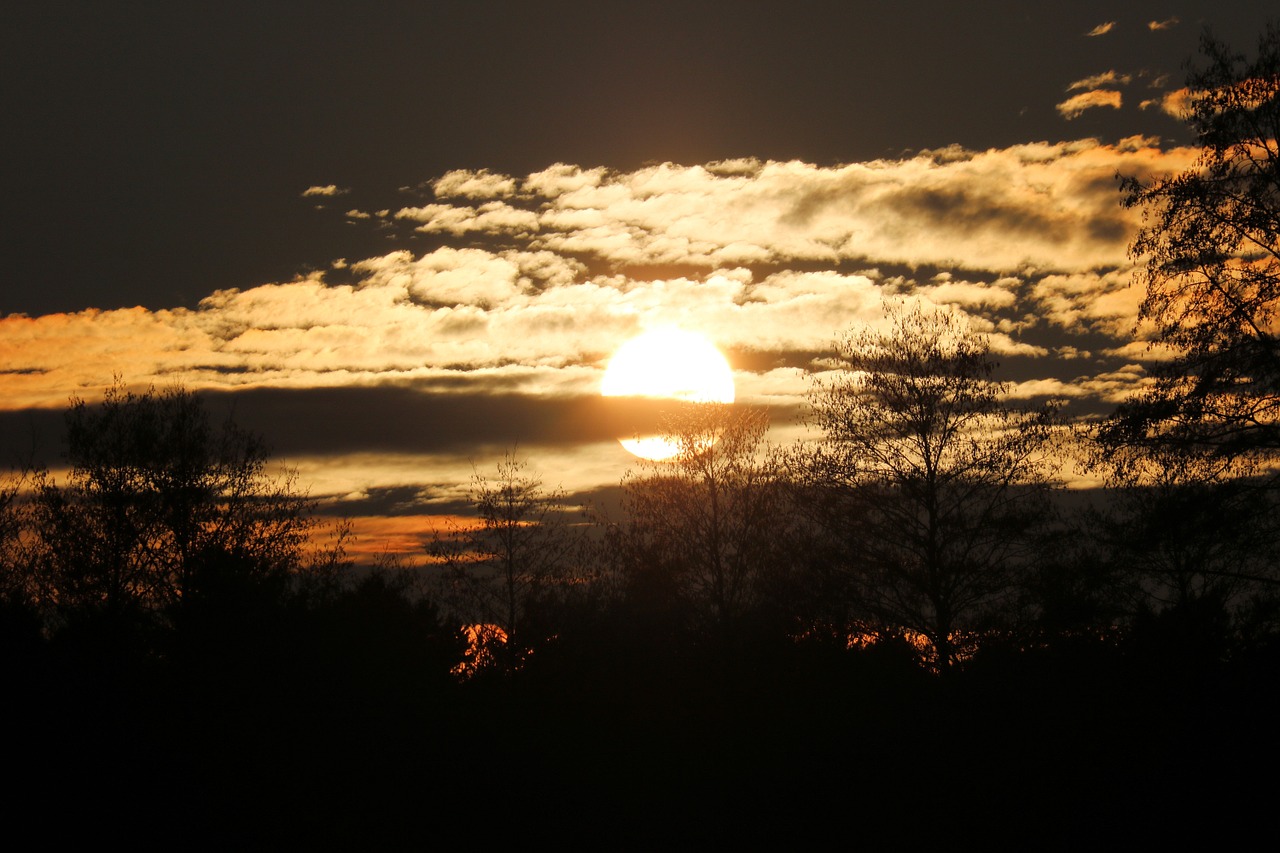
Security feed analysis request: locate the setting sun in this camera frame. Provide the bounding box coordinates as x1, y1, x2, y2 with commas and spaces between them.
601, 327, 735, 460
5, 8, 1276, 843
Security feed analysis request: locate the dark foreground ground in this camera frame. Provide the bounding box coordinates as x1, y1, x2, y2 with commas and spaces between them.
5, 612, 1278, 851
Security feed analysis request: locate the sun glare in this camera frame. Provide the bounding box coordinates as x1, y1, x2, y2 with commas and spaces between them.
601, 328, 735, 460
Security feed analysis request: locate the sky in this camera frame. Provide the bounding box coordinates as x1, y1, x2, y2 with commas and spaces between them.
2, 2, 1276, 558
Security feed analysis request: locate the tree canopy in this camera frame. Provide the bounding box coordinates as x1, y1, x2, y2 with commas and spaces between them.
803, 301, 1060, 668
429, 451, 588, 671
1105, 24, 1280, 459
617, 403, 800, 637
23, 383, 318, 632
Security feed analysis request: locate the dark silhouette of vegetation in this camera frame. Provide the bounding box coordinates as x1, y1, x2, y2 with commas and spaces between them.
611, 404, 804, 641
4, 29, 1280, 846
0, 384, 468, 846
1090, 441, 1280, 646
1098, 22, 1280, 656
19, 383, 318, 645
429, 451, 592, 672
2, 375, 1277, 845
1106, 24, 1280, 459
799, 301, 1061, 669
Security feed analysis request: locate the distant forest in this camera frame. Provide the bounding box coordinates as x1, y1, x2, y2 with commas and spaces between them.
4, 25, 1280, 849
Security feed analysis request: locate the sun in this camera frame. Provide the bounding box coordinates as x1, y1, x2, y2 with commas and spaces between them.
601, 327, 735, 460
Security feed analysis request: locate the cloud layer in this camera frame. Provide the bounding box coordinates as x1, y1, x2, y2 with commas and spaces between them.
0, 140, 1200, 534
3, 140, 1192, 397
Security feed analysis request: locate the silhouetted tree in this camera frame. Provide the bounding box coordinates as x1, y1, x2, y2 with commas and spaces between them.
615, 404, 799, 639
1089, 438, 1280, 651
802, 301, 1060, 669
1014, 501, 1127, 643
0, 467, 29, 605
1105, 24, 1280, 460
430, 451, 588, 671
26, 383, 318, 637
0, 466, 44, 667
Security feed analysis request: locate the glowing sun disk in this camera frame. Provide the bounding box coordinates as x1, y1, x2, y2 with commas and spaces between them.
601, 328, 735, 460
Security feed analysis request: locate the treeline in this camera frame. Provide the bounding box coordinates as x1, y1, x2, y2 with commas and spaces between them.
5, 26, 1280, 845
430, 303, 1280, 677
0, 384, 465, 846
2, 308, 1277, 846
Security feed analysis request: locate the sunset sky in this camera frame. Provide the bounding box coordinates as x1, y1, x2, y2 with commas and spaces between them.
2, 2, 1275, 557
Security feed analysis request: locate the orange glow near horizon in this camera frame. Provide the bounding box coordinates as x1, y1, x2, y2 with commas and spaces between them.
332, 513, 471, 561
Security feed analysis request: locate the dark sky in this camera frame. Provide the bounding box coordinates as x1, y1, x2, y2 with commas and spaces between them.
3, 1, 1270, 317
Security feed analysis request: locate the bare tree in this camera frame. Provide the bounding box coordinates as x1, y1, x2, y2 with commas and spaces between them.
0, 467, 33, 606
430, 451, 588, 671
802, 301, 1060, 669
617, 403, 799, 638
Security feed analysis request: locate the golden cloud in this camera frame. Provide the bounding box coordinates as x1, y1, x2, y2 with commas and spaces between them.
1056, 90, 1123, 119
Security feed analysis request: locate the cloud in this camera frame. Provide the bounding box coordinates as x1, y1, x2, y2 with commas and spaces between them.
521, 163, 610, 198
1148, 17, 1179, 31
915, 274, 1019, 310
430, 142, 1153, 275
1140, 88, 1193, 119
1006, 377, 1091, 399
1068, 71, 1132, 92
1056, 90, 1123, 119
210, 386, 644, 457
432, 169, 518, 200
1139, 77, 1275, 123
1086, 22, 1115, 37
9, 148, 1188, 388
301, 185, 348, 198
1030, 270, 1142, 336
2, 142, 1206, 512
1073, 364, 1154, 403
396, 202, 541, 237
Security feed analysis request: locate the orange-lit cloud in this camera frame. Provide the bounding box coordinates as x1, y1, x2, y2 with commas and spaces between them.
1068, 71, 1132, 91
0, 141, 1205, 522
1056, 89, 1123, 119
4, 144, 1199, 404
433, 169, 520, 199
1140, 88, 1193, 119
1140, 77, 1276, 122
402, 142, 1158, 273
1031, 270, 1144, 337
1087, 22, 1115, 37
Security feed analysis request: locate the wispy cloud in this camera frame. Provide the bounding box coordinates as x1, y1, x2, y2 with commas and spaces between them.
301, 185, 349, 198
1148, 17, 1180, 31
1068, 71, 1133, 91
396, 202, 541, 237
433, 169, 519, 200
1031, 270, 1143, 336
1056, 89, 1123, 119
1140, 88, 1194, 119
1087, 22, 1115, 37
402, 144, 1151, 274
